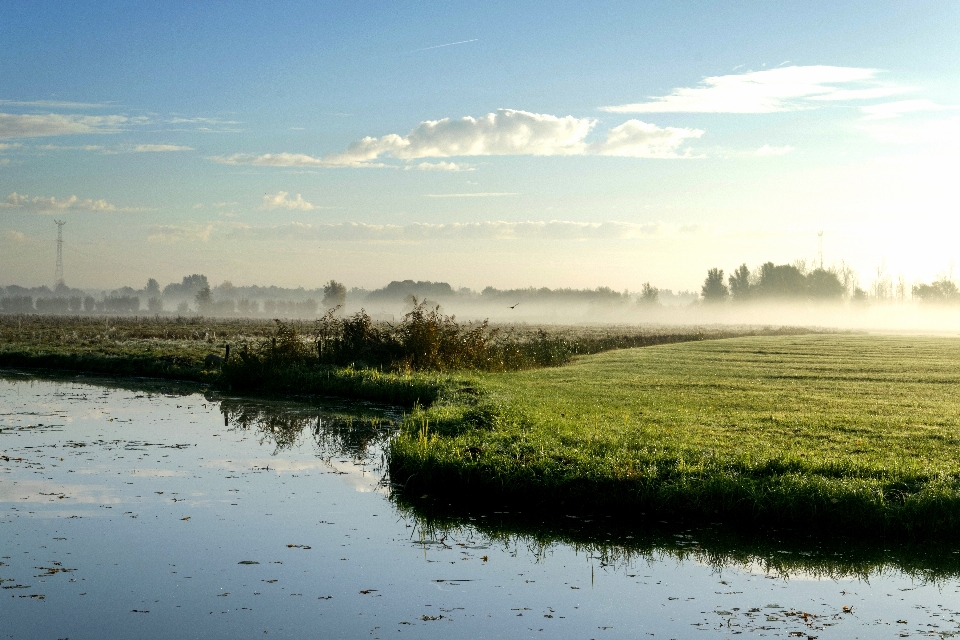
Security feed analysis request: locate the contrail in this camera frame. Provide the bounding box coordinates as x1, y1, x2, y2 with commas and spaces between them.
414, 38, 478, 52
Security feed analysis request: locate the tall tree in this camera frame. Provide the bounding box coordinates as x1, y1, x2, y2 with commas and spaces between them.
728, 264, 751, 301
701, 268, 729, 303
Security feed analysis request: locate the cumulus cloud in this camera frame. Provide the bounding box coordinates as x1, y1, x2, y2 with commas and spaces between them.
0, 113, 145, 139
593, 120, 703, 157
860, 99, 951, 121
261, 191, 315, 210
755, 144, 795, 156
0, 191, 133, 214
211, 109, 702, 168
150, 219, 702, 244
133, 144, 194, 152
600, 66, 907, 114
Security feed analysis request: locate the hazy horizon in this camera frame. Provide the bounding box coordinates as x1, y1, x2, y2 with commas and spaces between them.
2, 2, 958, 294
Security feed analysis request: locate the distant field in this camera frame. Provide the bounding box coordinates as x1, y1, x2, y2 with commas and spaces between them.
390, 334, 960, 536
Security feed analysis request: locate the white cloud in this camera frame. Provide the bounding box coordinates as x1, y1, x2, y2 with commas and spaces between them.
152, 219, 703, 244
147, 222, 216, 243
860, 99, 951, 121
425, 192, 519, 198
5, 230, 25, 242
408, 160, 473, 171
0, 159, 8, 166
600, 66, 907, 114
133, 144, 194, 152
755, 144, 795, 156
0, 113, 146, 139
36, 144, 105, 151
593, 119, 703, 157
210, 152, 353, 168
261, 190, 315, 210
0, 142, 22, 151
859, 115, 960, 145
0, 99, 114, 109
0, 191, 134, 214
211, 109, 702, 168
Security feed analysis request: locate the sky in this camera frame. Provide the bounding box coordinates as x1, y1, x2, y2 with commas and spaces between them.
1, 1, 959, 292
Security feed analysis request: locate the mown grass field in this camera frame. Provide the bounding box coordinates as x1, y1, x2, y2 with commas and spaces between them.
390, 334, 960, 537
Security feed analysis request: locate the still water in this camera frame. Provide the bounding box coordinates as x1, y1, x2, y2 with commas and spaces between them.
3, 372, 960, 639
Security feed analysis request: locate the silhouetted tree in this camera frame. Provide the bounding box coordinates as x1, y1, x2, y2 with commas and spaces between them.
728, 264, 751, 301
195, 285, 212, 313
913, 277, 960, 303
323, 280, 347, 309
806, 268, 845, 299
639, 282, 659, 305
756, 262, 807, 298
146, 278, 160, 297
701, 268, 729, 303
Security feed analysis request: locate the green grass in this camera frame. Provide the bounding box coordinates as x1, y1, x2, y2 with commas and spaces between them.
390, 334, 960, 537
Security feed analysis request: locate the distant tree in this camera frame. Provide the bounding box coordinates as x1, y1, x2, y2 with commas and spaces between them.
913, 277, 960, 303
806, 268, 845, 299
639, 282, 659, 305
145, 278, 160, 297
701, 268, 729, 303
756, 262, 807, 298
68, 296, 83, 313
176, 300, 190, 315
728, 264, 751, 301
195, 286, 212, 313
147, 297, 163, 313
82, 296, 95, 312
323, 279, 347, 309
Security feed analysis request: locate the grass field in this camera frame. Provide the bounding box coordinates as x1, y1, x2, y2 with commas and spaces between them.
389, 334, 960, 537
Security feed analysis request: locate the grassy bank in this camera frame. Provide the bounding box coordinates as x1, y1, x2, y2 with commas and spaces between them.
390, 334, 960, 537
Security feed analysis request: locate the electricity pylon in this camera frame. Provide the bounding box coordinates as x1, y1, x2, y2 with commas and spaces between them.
54, 220, 66, 287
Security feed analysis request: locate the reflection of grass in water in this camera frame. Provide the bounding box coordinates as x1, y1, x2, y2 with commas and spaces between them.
393, 493, 960, 583
218, 397, 399, 461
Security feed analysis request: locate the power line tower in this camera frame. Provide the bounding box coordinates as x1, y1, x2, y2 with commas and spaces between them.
54, 220, 66, 287
817, 231, 824, 270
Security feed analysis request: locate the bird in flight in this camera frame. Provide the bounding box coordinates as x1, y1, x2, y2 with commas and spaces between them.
508, 302, 520, 309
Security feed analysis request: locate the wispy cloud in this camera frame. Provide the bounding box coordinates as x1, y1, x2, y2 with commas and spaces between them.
0, 99, 115, 109
147, 219, 705, 244
0, 142, 23, 151
4, 230, 25, 242
133, 144, 194, 152
424, 192, 518, 198
600, 66, 908, 114
407, 160, 474, 172
860, 99, 952, 121
1, 191, 137, 214
261, 190, 315, 210
413, 38, 478, 52
210, 109, 702, 169
0, 113, 147, 139
755, 144, 795, 156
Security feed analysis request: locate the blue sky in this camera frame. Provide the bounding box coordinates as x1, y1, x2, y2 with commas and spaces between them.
2, 1, 959, 291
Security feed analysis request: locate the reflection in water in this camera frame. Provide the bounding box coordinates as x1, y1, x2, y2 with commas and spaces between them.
394, 492, 960, 584
217, 396, 399, 462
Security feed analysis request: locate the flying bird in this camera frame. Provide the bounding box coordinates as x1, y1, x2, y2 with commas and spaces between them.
508, 303, 520, 309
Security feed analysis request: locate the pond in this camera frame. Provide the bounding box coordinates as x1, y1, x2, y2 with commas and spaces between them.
3, 372, 960, 639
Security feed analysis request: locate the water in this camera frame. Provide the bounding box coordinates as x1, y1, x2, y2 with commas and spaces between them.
3, 372, 960, 639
